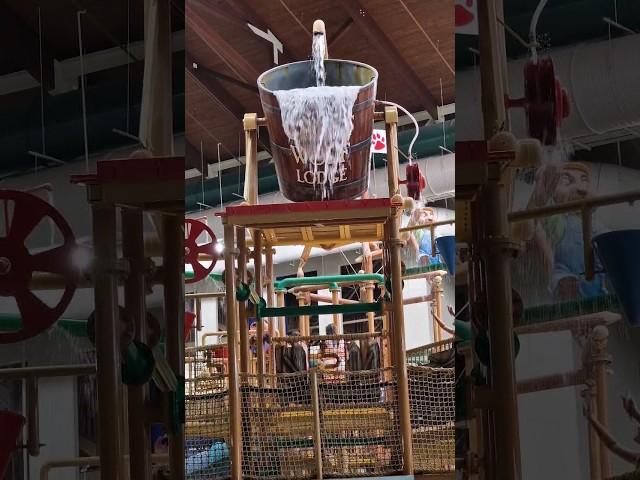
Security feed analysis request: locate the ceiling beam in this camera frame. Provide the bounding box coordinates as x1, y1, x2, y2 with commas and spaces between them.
185, 140, 209, 174
187, 58, 247, 125
1, 5, 55, 91
339, 0, 439, 118
186, 55, 271, 157
187, 58, 258, 94
328, 18, 354, 48
186, 0, 260, 84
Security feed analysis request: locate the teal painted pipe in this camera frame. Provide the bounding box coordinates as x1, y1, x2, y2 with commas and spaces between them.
273, 273, 384, 290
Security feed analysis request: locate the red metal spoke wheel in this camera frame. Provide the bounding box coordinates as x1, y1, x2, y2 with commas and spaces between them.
0, 190, 78, 343
523, 57, 570, 146
185, 219, 219, 284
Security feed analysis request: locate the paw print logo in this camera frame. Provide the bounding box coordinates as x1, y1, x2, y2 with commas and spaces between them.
455, 0, 475, 27
371, 131, 386, 152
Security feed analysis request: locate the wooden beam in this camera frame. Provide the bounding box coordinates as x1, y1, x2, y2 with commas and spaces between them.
185, 140, 210, 175
328, 17, 354, 48
339, 0, 439, 117
186, 0, 260, 84
187, 58, 258, 94
1, 5, 55, 91
186, 59, 272, 155
186, 60, 246, 125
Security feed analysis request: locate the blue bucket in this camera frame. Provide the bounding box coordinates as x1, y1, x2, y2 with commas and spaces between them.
593, 229, 640, 326
436, 235, 456, 275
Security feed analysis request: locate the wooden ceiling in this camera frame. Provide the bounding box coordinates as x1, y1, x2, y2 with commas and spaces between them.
185, 0, 454, 172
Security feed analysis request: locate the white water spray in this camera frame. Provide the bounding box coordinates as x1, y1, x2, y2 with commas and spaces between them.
274, 86, 360, 198
312, 33, 326, 87
272, 30, 361, 198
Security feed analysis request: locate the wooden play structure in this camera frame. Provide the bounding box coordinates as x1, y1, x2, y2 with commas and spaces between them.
183, 31, 456, 475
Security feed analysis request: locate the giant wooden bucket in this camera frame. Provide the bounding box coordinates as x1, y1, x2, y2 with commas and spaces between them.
258, 60, 378, 202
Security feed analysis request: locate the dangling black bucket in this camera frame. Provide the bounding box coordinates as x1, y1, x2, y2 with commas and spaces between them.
593, 230, 640, 327
258, 59, 378, 202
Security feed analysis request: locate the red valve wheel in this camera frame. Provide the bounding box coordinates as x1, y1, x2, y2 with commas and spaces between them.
507, 57, 570, 146
185, 219, 219, 284
402, 163, 426, 200
0, 190, 78, 343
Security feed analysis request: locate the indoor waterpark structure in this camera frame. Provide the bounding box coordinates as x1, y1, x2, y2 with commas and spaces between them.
0, 1, 456, 480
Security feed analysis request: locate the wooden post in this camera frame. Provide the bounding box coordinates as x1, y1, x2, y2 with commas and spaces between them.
276, 289, 286, 337
589, 326, 612, 478
384, 107, 400, 197
243, 114, 259, 205
237, 228, 249, 374
122, 208, 151, 479
386, 219, 413, 474
330, 287, 343, 334
297, 293, 310, 336
223, 223, 242, 480
25, 376, 39, 457
92, 204, 125, 480
431, 275, 444, 342
582, 381, 602, 480
162, 214, 185, 480
476, 0, 522, 477
310, 370, 323, 479
254, 235, 265, 386
265, 245, 276, 375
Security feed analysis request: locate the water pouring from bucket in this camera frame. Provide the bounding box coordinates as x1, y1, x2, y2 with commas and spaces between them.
258, 19, 378, 202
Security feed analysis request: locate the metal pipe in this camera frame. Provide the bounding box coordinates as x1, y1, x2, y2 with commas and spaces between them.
201, 332, 227, 347
92, 203, 125, 480
308, 293, 359, 305
387, 219, 413, 474
223, 223, 242, 480
400, 219, 455, 233
508, 190, 640, 222
0, 364, 96, 379
185, 291, 225, 298
274, 274, 384, 290
122, 208, 151, 479
162, 213, 185, 480
40, 454, 169, 480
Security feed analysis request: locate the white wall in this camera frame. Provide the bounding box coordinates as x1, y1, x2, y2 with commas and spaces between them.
515, 322, 640, 479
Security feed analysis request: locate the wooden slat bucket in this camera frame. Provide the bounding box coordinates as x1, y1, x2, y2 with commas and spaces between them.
258, 60, 378, 202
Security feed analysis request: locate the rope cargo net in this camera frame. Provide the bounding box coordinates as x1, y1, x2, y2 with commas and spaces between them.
409, 365, 456, 473
317, 368, 403, 477
183, 337, 455, 478
185, 374, 230, 479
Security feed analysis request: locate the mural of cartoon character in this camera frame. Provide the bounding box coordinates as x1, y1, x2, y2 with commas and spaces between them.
530, 161, 607, 301
406, 206, 442, 266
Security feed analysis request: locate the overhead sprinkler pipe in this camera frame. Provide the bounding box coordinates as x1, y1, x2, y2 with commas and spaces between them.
529, 0, 549, 61
376, 100, 420, 162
